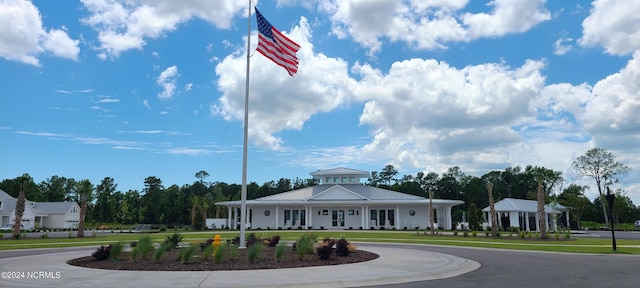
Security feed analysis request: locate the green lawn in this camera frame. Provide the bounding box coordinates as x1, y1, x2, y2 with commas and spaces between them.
1, 230, 638, 255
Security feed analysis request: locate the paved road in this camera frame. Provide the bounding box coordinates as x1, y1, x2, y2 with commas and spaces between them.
3, 243, 639, 288
361, 243, 640, 288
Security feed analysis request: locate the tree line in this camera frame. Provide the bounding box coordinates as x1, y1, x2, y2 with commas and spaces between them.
1, 148, 635, 232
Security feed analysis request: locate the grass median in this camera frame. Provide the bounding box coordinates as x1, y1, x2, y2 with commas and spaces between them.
1, 230, 638, 254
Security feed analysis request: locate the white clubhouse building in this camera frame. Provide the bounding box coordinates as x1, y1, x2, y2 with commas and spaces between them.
216, 168, 464, 230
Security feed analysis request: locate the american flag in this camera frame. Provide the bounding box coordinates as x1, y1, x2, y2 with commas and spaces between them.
255, 7, 300, 76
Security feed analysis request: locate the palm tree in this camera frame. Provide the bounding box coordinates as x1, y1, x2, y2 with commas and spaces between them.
428, 188, 435, 236
13, 184, 26, 239
76, 179, 94, 238
536, 176, 548, 239
487, 181, 497, 238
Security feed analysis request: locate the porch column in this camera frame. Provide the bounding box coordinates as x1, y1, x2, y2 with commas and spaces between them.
395, 205, 400, 230
535, 212, 540, 231
446, 206, 452, 230
307, 206, 312, 228
275, 206, 279, 229
361, 206, 365, 229
227, 207, 231, 229
565, 211, 570, 229
364, 206, 369, 229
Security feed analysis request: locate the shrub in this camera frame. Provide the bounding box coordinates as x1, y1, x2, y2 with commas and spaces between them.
294, 233, 316, 260
247, 242, 262, 263
132, 235, 154, 261
555, 231, 560, 240
519, 231, 526, 238
165, 233, 183, 248
335, 238, 351, 257
267, 235, 281, 247
463, 231, 469, 237
154, 242, 173, 263
246, 232, 261, 247
202, 243, 215, 261
453, 231, 458, 236
109, 242, 125, 261
181, 245, 197, 264
564, 231, 571, 239
213, 245, 226, 264
228, 245, 239, 260
316, 238, 335, 260
472, 230, 478, 237
485, 231, 490, 237
92, 245, 111, 260
275, 242, 287, 262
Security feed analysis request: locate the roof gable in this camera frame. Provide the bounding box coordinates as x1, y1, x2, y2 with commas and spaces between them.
308, 185, 368, 201
0, 189, 14, 200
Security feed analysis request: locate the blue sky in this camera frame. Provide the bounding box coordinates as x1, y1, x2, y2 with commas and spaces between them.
1, 0, 639, 204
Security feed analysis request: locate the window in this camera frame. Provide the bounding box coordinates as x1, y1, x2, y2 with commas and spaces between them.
333, 177, 339, 182
264, 210, 270, 216
409, 209, 415, 216
348, 210, 354, 215
349, 177, 355, 182
322, 210, 328, 216
326, 177, 331, 183
342, 177, 348, 182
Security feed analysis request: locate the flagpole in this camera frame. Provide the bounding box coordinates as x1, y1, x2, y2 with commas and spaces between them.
239, 0, 252, 249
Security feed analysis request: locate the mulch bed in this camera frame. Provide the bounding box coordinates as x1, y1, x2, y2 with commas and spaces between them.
67, 246, 379, 271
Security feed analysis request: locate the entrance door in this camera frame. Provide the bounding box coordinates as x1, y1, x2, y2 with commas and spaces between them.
332, 210, 345, 227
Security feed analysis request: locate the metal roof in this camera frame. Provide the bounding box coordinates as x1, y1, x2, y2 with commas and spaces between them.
309, 168, 370, 177
482, 198, 566, 213
217, 184, 464, 206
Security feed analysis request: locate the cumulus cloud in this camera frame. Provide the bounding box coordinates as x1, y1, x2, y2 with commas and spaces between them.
80, 0, 248, 58
318, 0, 549, 55
579, 0, 640, 55
0, 0, 79, 65
157, 65, 179, 99
462, 0, 551, 39
351, 58, 547, 171
213, 16, 356, 149
583, 52, 640, 143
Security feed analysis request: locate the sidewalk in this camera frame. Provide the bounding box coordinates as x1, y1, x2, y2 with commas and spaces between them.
0, 245, 480, 287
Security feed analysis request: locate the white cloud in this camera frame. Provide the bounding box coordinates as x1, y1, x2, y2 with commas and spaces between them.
214, 16, 356, 149
319, 0, 549, 55
184, 83, 193, 92
583, 52, 640, 142
0, 0, 79, 65
157, 65, 179, 99
462, 0, 551, 39
579, 0, 640, 55
553, 37, 573, 55
80, 0, 248, 58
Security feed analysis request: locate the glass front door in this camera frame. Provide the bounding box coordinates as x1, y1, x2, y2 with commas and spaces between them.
332, 210, 345, 227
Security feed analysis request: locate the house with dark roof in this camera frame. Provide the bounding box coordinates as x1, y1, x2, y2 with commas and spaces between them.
482, 198, 569, 232
216, 168, 464, 230
0, 189, 80, 230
